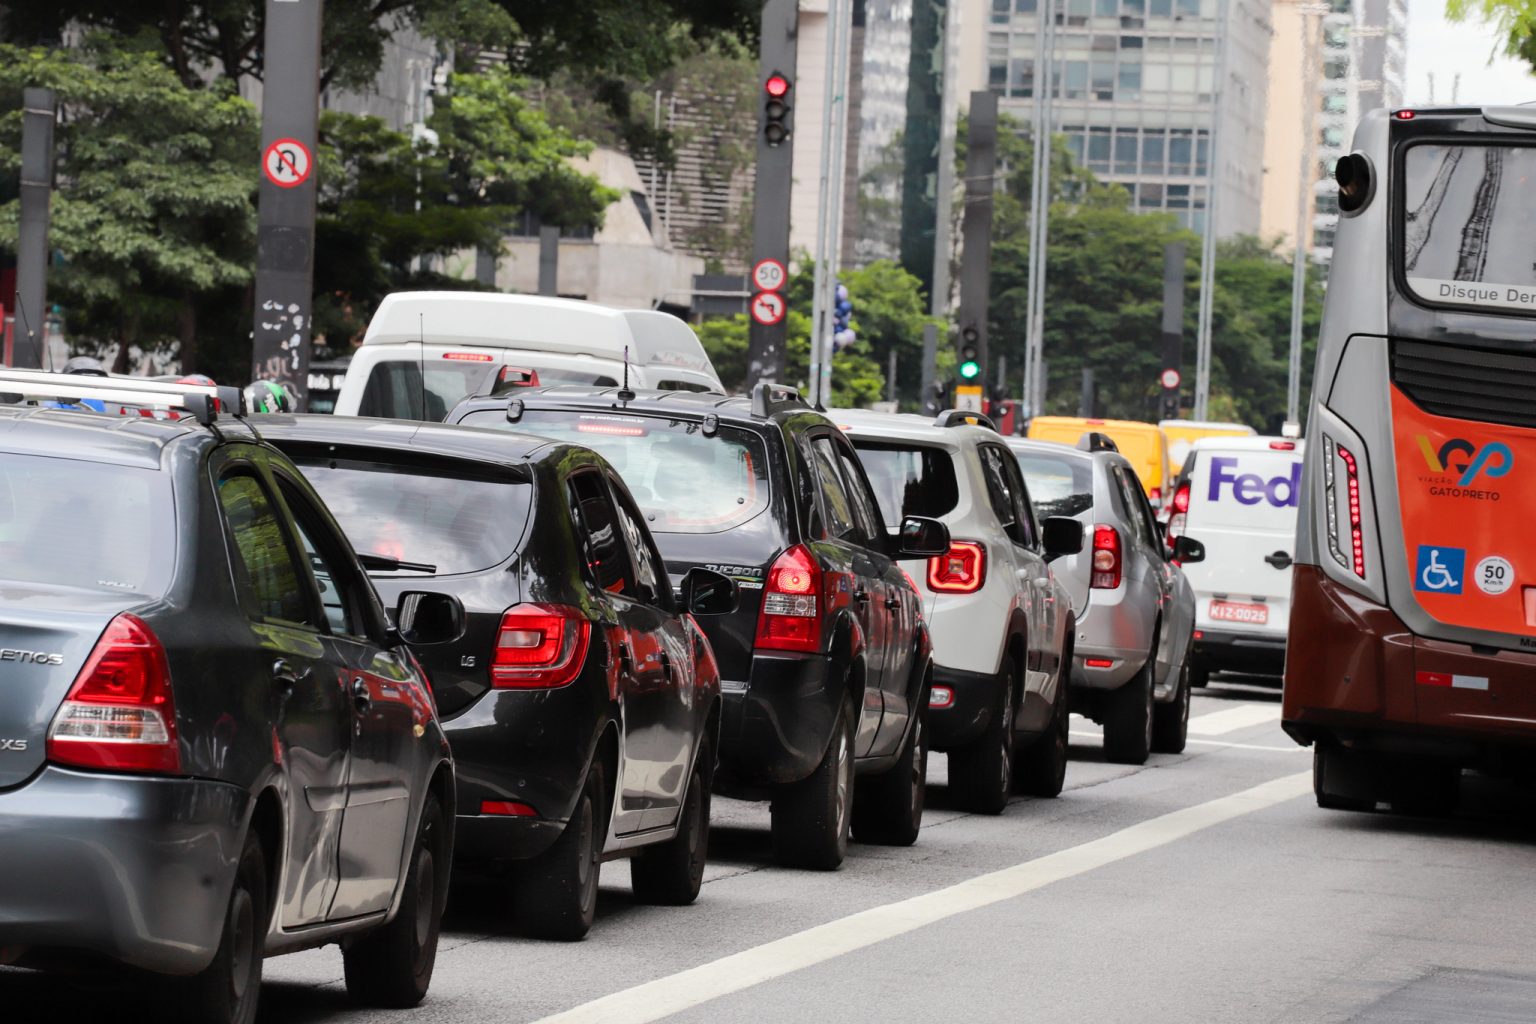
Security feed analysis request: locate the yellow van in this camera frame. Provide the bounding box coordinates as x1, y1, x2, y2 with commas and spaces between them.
1026, 416, 1172, 507
1158, 419, 1256, 476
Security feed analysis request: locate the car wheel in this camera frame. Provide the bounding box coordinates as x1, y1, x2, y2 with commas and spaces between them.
514, 762, 605, 940
1313, 744, 1378, 812
631, 742, 712, 905
1015, 662, 1069, 798
344, 791, 446, 1007
772, 698, 855, 870
1151, 647, 1192, 755
1104, 648, 1154, 765
949, 663, 1015, 815
852, 703, 928, 846
170, 828, 267, 1024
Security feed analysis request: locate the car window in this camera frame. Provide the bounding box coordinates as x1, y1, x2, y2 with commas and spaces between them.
980, 445, 1035, 547
276, 479, 360, 637
656, 380, 714, 393
1012, 450, 1094, 520
217, 472, 314, 627
1113, 467, 1154, 548
608, 474, 673, 611
808, 437, 859, 542
569, 471, 638, 597
358, 359, 493, 422
995, 449, 1040, 548
835, 443, 885, 543
852, 441, 960, 523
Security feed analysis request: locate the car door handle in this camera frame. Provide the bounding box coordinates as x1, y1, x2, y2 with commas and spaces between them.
350, 677, 371, 712
271, 659, 308, 692
659, 650, 674, 681
1265, 551, 1293, 570
854, 588, 871, 604
885, 594, 901, 610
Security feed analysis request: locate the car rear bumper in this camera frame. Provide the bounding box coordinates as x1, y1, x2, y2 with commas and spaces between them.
1070, 587, 1156, 691
0, 767, 249, 975
718, 652, 838, 791
927, 665, 1003, 750
1284, 564, 1536, 763
1193, 626, 1287, 675
453, 814, 566, 863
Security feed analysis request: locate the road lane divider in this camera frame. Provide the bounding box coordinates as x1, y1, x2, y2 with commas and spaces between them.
1186, 703, 1281, 736
526, 771, 1312, 1024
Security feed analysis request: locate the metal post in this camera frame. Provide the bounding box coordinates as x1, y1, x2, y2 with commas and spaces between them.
810, 0, 853, 409
1288, 6, 1328, 427
1079, 367, 1096, 418
1194, 0, 1230, 421
14, 87, 56, 370
1161, 242, 1186, 422
959, 91, 999, 384
922, 323, 941, 413
1023, 0, 1057, 418
538, 226, 560, 297
252, 0, 323, 408
746, 0, 800, 386
930, 0, 962, 320
888, 348, 899, 403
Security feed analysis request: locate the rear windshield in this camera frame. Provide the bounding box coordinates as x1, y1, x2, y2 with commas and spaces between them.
1189, 450, 1302, 527
0, 452, 173, 595
850, 441, 959, 523
458, 409, 770, 535
358, 359, 622, 421
1012, 451, 1094, 520
1402, 143, 1536, 313
291, 456, 531, 575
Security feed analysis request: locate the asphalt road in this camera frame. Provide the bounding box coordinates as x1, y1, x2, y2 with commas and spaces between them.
8, 675, 1536, 1023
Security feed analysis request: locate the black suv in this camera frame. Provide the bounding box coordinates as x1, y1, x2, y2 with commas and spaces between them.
448, 384, 949, 870
0, 374, 456, 1024
261, 415, 734, 939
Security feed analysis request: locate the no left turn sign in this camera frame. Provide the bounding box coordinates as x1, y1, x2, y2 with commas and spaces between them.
751, 291, 787, 327
263, 138, 313, 189
752, 258, 788, 293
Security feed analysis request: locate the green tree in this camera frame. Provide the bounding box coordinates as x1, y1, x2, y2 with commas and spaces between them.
1446, 0, 1536, 70
0, 39, 257, 373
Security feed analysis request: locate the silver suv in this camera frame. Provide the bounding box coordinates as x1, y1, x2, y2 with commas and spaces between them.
1007, 436, 1201, 763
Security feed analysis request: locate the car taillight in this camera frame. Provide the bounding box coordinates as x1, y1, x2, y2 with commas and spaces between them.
1270, 440, 1297, 451
928, 541, 986, 594
491, 604, 591, 688
1323, 436, 1366, 579
1149, 486, 1163, 507
1091, 524, 1122, 589
1166, 481, 1191, 539
47, 614, 180, 775
755, 545, 824, 653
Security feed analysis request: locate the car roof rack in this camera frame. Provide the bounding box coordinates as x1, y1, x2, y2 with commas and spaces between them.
934, 409, 997, 431
1077, 431, 1120, 453
0, 368, 246, 427
750, 381, 809, 418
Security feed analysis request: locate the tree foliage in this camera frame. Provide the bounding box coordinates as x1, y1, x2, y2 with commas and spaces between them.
1446, 0, 1536, 70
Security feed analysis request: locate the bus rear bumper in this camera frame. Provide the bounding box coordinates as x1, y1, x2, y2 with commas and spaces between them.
1283, 564, 1536, 765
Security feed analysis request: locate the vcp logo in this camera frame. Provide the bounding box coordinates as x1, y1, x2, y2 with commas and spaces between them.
1416, 437, 1514, 488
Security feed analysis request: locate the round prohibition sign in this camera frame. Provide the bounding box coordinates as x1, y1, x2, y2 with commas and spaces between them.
751, 291, 787, 326
752, 258, 788, 293
1160, 368, 1182, 390
263, 138, 313, 189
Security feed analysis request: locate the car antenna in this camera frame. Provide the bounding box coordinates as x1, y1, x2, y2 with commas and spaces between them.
617, 344, 636, 403
417, 312, 429, 420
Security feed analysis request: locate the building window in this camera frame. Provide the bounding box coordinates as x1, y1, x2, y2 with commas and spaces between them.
1121, 34, 1144, 47
1320, 125, 1345, 147
990, 59, 1008, 94
1114, 134, 1138, 173
1092, 61, 1115, 98
1012, 58, 1035, 97
1064, 60, 1089, 98
1321, 93, 1347, 113
1118, 60, 1142, 97
1324, 25, 1350, 47
1142, 131, 1165, 172
1149, 0, 1172, 15
1169, 132, 1193, 174
1324, 58, 1349, 80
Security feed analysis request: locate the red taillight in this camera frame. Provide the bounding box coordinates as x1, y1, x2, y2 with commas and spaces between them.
481, 800, 537, 817
1269, 440, 1297, 451
1091, 524, 1122, 589
1149, 486, 1163, 504
928, 541, 986, 594
1172, 482, 1191, 514
491, 604, 590, 689
1395, 109, 1416, 120
755, 545, 824, 653
1085, 657, 1114, 669
443, 352, 495, 362
1337, 446, 1366, 578
47, 614, 180, 775
1167, 481, 1191, 541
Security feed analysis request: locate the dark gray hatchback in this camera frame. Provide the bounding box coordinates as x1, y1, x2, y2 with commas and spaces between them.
0, 381, 457, 1024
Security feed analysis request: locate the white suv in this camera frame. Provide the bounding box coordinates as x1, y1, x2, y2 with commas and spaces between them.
839, 409, 1082, 814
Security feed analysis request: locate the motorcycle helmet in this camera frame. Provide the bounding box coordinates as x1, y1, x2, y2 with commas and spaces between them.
244, 379, 295, 414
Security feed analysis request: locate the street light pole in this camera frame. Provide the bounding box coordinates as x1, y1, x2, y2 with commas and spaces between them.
1023, 0, 1057, 419
1194, 0, 1231, 421
1288, 4, 1329, 427
809, 0, 853, 409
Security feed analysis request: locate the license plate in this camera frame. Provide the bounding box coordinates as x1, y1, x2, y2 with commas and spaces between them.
1209, 600, 1269, 625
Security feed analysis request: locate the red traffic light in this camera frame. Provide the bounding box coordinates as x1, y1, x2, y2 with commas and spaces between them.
766, 73, 791, 99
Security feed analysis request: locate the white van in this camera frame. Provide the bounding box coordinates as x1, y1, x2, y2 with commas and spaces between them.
332, 292, 724, 420
1165, 436, 1305, 687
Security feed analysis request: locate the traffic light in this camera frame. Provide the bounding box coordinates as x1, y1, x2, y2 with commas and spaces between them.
764, 72, 792, 147
958, 325, 981, 381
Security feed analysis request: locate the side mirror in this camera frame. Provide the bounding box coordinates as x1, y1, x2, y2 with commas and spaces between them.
894, 515, 951, 560
678, 567, 739, 616
1042, 517, 1085, 562
1173, 536, 1206, 565
395, 591, 466, 646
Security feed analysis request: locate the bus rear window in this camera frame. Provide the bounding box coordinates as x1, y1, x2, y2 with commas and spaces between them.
1402, 143, 1536, 313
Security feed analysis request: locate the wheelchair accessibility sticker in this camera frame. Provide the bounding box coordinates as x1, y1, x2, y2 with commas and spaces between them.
1416, 546, 1466, 595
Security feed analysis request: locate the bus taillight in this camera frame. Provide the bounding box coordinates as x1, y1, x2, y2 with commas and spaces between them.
1323, 436, 1367, 580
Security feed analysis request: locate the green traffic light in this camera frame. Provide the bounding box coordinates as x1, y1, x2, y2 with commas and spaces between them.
959, 360, 981, 380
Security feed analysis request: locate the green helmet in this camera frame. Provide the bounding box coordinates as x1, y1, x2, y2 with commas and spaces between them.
244, 379, 294, 414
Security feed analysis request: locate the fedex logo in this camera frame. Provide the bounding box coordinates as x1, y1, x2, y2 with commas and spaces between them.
1208, 457, 1301, 508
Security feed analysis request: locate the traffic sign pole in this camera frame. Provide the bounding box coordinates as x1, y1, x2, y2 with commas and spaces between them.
746, 0, 799, 386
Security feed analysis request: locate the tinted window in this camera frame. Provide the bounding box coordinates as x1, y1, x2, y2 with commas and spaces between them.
836, 445, 886, 542
1013, 451, 1095, 519
993, 448, 1040, 547
570, 472, 637, 596
278, 481, 359, 636
358, 359, 493, 422
1113, 467, 1154, 547
978, 446, 1020, 530
291, 456, 530, 576
851, 442, 960, 523
218, 473, 312, 625
0, 453, 174, 596
808, 437, 858, 541
462, 409, 770, 536
609, 477, 671, 609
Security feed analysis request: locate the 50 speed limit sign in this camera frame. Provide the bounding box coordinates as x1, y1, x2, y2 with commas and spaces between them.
752, 258, 788, 294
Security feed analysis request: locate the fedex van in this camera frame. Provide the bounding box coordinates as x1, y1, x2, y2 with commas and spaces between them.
1165, 436, 1305, 686
333, 292, 724, 420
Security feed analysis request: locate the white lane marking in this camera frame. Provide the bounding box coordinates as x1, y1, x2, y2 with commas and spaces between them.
1187, 703, 1280, 736
1068, 730, 1304, 753
527, 772, 1311, 1024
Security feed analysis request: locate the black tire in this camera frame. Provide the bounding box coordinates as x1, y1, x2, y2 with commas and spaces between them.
631, 743, 712, 905
1015, 658, 1069, 798
171, 828, 267, 1024
1313, 744, 1377, 812
1189, 659, 1211, 689
1104, 649, 1154, 765
1151, 648, 1192, 755
772, 698, 855, 870
343, 791, 446, 1007
514, 762, 605, 940
949, 663, 1015, 815
851, 706, 928, 846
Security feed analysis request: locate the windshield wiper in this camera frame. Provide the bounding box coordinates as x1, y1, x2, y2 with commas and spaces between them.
358, 553, 439, 574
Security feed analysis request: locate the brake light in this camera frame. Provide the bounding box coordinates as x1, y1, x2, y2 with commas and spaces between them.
47, 614, 180, 774
1395, 109, 1416, 120
1149, 486, 1163, 505
1091, 524, 1122, 589
928, 541, 986, 594
755, 545, 824, 653
481, 800, 537, 817
1167, 481, 1191, 539
491, 604, 590, 688
443, 352, 495, 362
1269, 440, 1297, 451
1323, 436, 1366, 579
1085, 658, 1114, 669
576, 422, 648, 437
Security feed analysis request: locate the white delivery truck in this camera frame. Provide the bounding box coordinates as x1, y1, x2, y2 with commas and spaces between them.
332, 292, 724, 420
1165, 436, 1305, 687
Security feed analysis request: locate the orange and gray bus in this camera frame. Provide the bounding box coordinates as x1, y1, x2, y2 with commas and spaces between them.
1285, 105, 1536, 814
